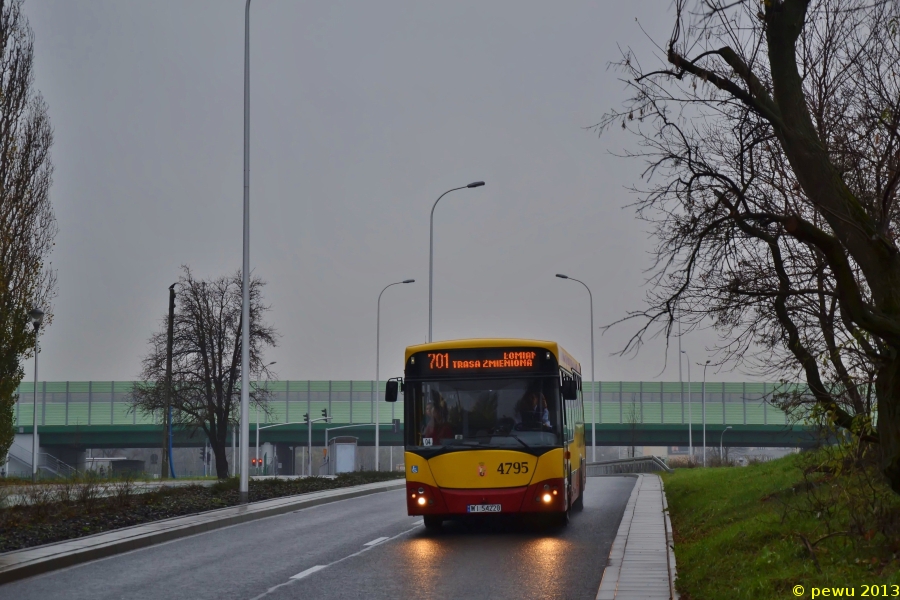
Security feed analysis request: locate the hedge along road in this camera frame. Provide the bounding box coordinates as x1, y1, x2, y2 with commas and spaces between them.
2, 478, 635, 600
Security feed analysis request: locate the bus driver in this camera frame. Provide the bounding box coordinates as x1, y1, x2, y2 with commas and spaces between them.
422, 390, 453, 443
514, 390, 552, 431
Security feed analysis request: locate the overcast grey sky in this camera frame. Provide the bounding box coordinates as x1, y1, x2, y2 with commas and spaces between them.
20, 0, 747, 384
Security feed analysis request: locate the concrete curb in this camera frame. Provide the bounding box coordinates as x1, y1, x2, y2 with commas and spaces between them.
594, 474, 678, 600
0, 479, 405, 585
660, 478, 679, 599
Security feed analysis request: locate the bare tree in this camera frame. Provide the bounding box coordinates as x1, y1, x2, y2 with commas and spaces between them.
0, 0, 57, 466
597, 0, 900, 492
131, 266, 277, 478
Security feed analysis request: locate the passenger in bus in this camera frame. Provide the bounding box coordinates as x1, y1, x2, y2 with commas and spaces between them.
422, 390, 454, 442
514, 391, 552, 431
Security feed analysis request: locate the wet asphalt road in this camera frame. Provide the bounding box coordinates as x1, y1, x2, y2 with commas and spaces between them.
3, 476, 634, 600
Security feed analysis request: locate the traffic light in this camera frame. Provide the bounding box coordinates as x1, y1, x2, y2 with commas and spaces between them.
392, 418, 401, 433
303, 413, 309, 423
321, 408, 328, 419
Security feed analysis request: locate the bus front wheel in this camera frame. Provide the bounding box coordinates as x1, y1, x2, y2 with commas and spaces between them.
423, 515, 443, 530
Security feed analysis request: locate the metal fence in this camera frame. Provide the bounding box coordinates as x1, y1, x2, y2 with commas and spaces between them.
586, 456, 673, 476
12, 380, 790, 428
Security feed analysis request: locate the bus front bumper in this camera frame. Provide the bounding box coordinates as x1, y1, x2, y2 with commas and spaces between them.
406, 479, 567, 516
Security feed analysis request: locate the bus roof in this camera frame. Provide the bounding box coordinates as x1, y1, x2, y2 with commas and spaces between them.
404, 338, 581, 374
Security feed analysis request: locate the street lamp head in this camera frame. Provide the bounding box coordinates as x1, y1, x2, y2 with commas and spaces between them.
402, 279, 415, 284
725, 426, 732, 430
555, 274, 569, 279
466, 181, 485, 188
27, 308, 44, 330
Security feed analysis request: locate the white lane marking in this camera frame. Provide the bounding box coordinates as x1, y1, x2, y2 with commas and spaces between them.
290, 565, 326, 580
247, 521, 423, 600
364, 537, 389, 546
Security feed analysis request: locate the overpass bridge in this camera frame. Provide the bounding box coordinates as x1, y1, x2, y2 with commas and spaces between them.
10, 379, 817, 451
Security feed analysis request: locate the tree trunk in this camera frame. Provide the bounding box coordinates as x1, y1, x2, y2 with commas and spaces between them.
877, 356, 900, 494
212, 439, 229, 479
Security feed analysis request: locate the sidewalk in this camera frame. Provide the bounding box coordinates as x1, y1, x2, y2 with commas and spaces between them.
0, 479, 404, 585
596, 474, 678, 600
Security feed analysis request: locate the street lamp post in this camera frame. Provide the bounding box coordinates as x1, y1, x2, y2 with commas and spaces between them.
681, 351, 691, 460
239, 0, 253, 504
720, 426, 732, 461
702, 360, 710, 467
555, 274, 596, 462
255, 362, 275, 475
376, 279, 414, 471
28, 308, 44, 482
428, 181, 484, 342
160, 283, 176, 480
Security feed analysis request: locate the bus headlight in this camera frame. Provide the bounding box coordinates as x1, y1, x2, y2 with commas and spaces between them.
542, 493, 552, 503
417, 497, 427, 506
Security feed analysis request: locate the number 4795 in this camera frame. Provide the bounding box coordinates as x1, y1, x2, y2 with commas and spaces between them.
497, 462, 529, 474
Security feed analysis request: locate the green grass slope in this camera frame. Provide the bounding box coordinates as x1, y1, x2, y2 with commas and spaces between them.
663, 454, 900, 599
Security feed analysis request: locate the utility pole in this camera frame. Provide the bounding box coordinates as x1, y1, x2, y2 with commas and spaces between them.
161, 284, 176, 479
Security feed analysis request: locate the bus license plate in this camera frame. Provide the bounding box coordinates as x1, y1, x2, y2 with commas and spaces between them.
467, 504, 501, 513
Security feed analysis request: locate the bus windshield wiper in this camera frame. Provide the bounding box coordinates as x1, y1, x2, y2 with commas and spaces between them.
506, 432, 531, 449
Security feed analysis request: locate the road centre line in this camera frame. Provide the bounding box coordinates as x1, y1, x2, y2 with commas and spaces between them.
247, 520, 424, 600
363, 537, 390, 546
290, 565, 326, 580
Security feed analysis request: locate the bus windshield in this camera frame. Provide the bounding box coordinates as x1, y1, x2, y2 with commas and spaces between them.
406, 377, 562, 449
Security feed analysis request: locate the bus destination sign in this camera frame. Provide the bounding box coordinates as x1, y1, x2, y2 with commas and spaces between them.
407, 348, 556, 378
428, 350, 537, 371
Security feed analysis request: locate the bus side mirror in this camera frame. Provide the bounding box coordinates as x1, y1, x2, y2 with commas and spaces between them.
385, 378, 403, 403
561, 379, 578, 400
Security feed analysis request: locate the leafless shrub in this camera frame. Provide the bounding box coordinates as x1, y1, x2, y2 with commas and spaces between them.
75, 476, 101, 508
23, 484, 55, 515
667, 455, 701, 468
110, 476, 135, 507
706, 453, 736, 468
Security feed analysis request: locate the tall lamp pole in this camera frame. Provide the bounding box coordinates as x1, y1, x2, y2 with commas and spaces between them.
239, 0, 253, 503
555, 274, 596, 462
160, 283, 176, 480
681, 350, 691, 460
255, 361, 275, 474
677, 306, 683, 439
702, 360, 710, 467
428, 181, 484, 342
720, 426, 732, 461
28, 308, 44, 482
376, 279, 414, 471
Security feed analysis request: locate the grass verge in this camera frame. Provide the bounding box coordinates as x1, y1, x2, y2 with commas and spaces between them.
663, 454, 900, 599
0, 471, 403, 553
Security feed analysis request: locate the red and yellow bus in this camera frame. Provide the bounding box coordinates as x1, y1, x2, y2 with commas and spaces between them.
385, 338, 586, 529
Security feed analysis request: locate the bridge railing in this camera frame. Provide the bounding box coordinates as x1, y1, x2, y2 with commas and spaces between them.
586, 456, 674, 476
12, 380, 795, 429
